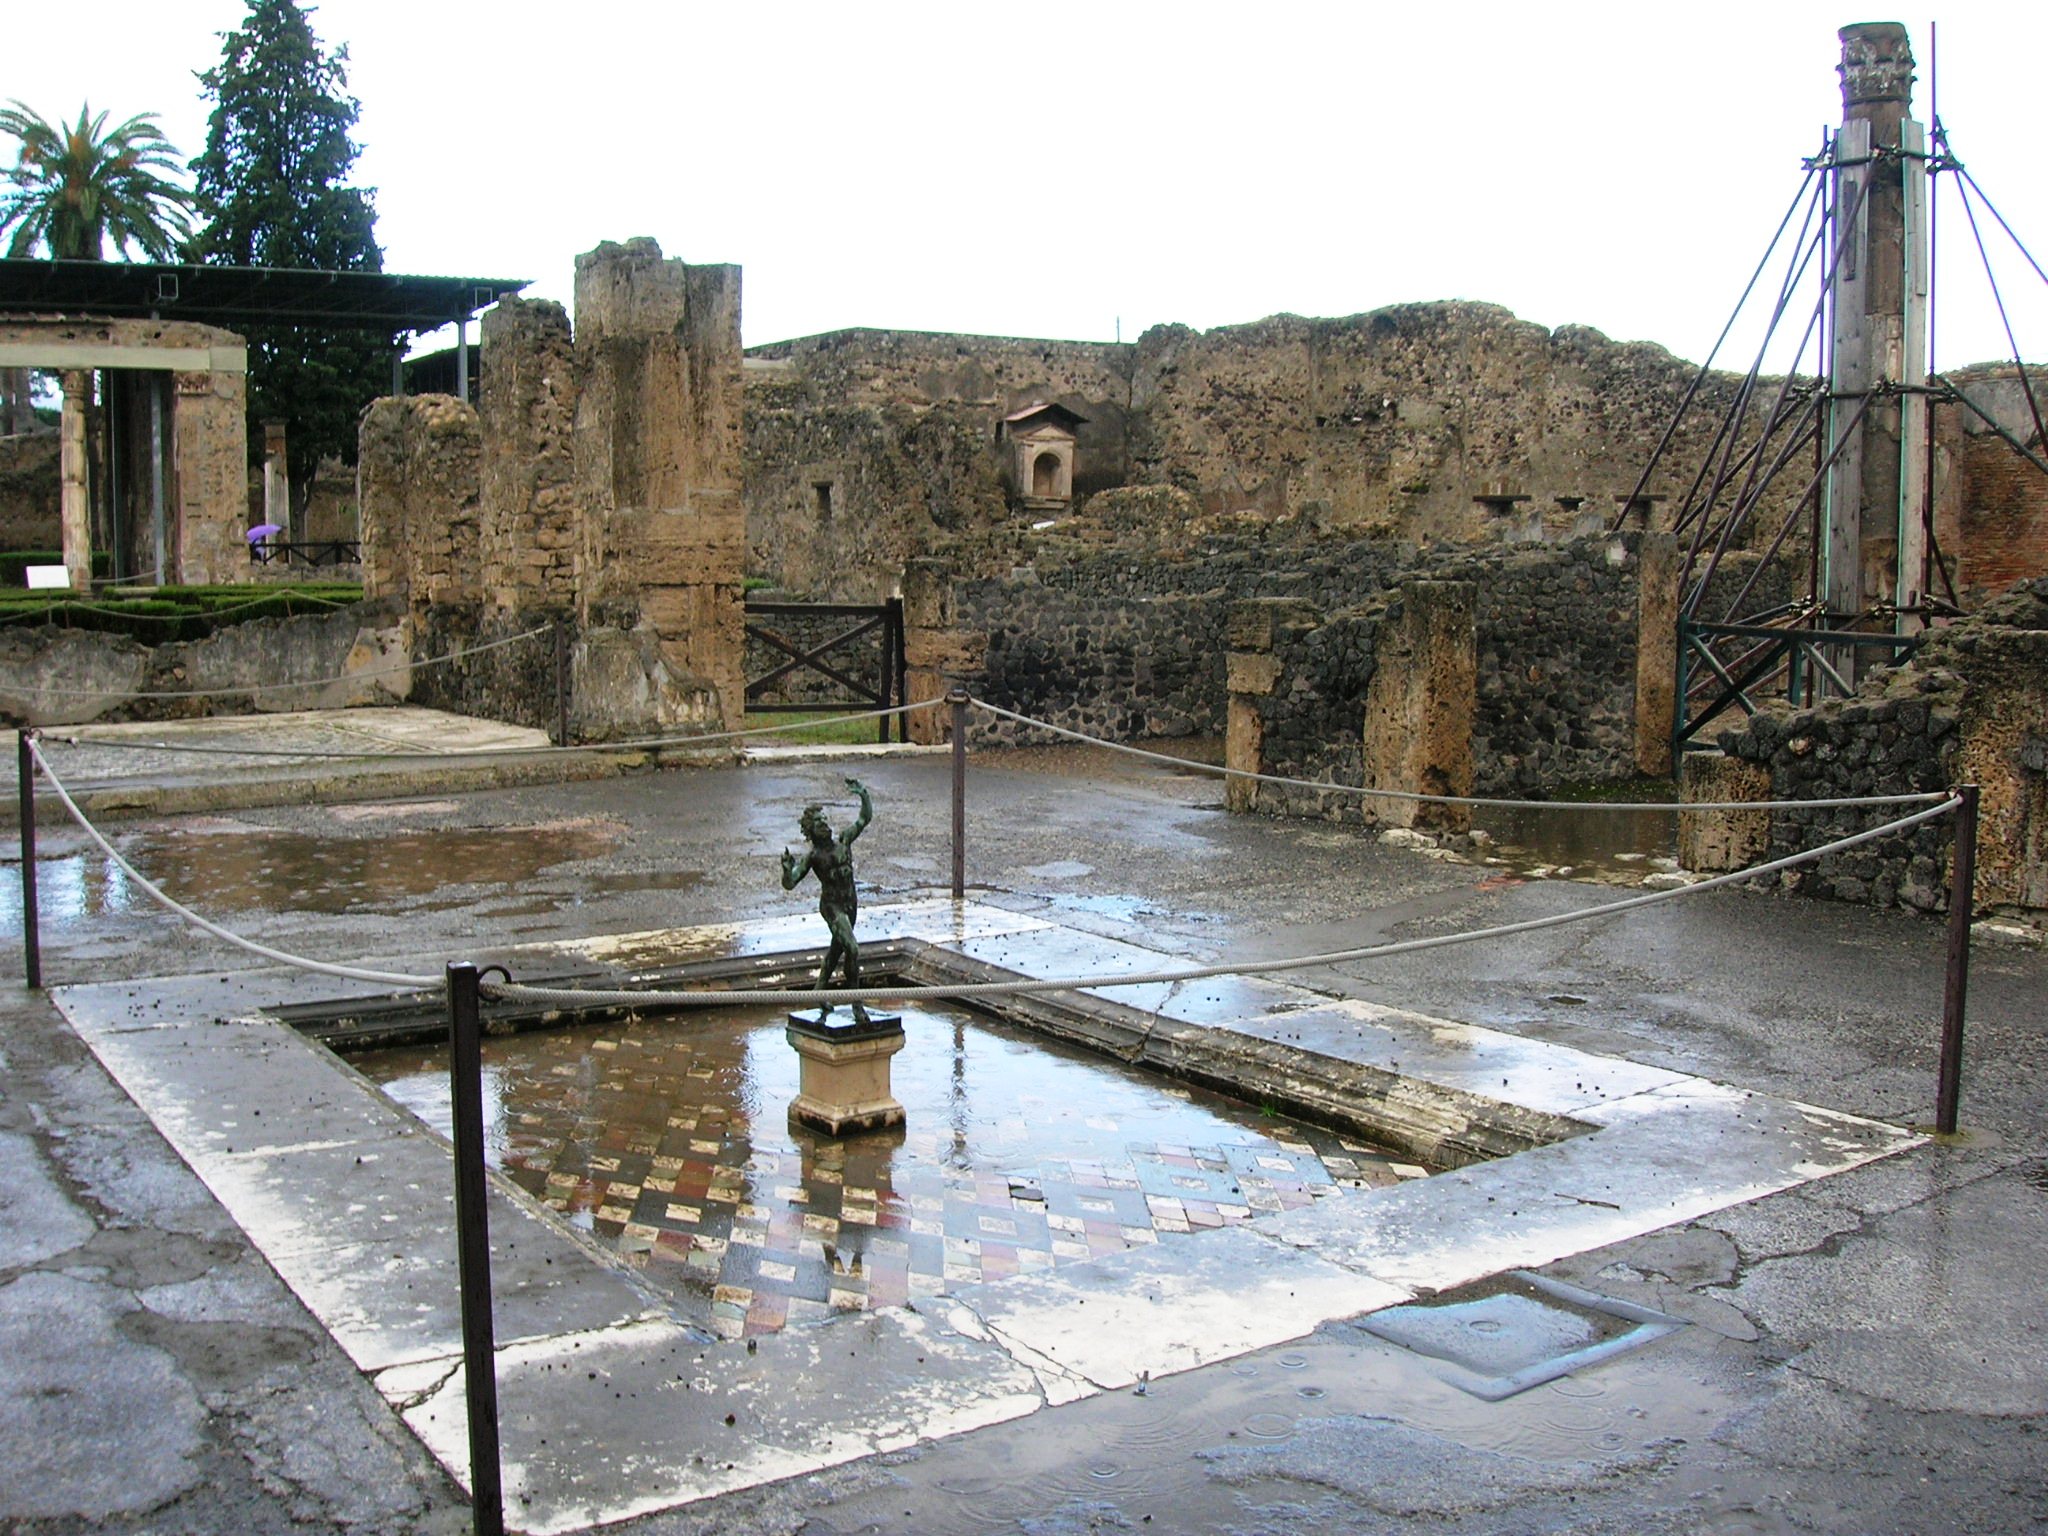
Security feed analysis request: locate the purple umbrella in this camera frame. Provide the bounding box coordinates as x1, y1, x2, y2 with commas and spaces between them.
246, 523, 284, 544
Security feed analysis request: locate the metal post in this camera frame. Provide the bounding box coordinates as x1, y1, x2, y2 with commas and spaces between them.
876, 605, 893, 745
1934, 784, 1978, 1135
455, 315, 470, 404
150, 374, 166, 584
553, 618, 570, 747
18, 731, 41, 990
445, 962, 504, 1536
948, 687, 969, 899
889, 597, 907, 743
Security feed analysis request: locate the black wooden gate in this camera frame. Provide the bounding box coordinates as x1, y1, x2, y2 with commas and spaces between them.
743, 598, 908, 742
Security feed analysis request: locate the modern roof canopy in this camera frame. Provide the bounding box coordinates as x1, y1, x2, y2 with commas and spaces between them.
0, 258, 528, 332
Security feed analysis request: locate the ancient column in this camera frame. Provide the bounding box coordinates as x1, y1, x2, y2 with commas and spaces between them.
1824, 22, 1928, 677
59, 371, 90, 591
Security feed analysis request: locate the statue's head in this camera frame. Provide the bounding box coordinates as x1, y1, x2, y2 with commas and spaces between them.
800, 805, 831, 843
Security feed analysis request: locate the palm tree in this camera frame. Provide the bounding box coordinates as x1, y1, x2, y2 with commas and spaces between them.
0, 101, 196, 261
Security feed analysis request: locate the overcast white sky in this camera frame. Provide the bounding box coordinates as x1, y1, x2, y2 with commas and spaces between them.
8, 2, 2046, 374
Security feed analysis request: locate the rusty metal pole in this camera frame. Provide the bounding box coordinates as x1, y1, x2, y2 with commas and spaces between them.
890, 597, 908, 743
948, 687, 969, 899
445, 962, 504, 1536
18, 730, 40, 990
1934, 785, 1978, 1135
553, 617, 570, 748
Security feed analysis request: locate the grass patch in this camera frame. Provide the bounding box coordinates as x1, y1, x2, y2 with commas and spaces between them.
742, 710, 901, 746
1544, 776, 1679, 804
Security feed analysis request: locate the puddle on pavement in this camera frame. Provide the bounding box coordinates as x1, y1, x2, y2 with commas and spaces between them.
1471, 801, 1677, 882
814, 1316, 1725, 1533
358, 999, 1437, 1338
0, 819, 622, 930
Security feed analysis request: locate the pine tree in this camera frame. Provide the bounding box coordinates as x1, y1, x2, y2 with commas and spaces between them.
193, 0, 395, 523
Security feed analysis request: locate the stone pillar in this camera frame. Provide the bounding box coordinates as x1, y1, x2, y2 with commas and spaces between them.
1635, 532, 1680, 776
573, 239, 746, 730
1225, 600, 1295, 813
263, 420, 287, 532
1363, 580, 1475, 831
901, 558, 985, 744
59, 371, 90, 591
170, 368, 251, 584
478, 299, 580, 614
1678, 755, 1772, 872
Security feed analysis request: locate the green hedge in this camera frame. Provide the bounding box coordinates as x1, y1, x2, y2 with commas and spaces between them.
0, 583, 364, 644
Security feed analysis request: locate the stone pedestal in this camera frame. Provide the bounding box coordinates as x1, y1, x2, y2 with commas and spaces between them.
785, 1012, 906, 1135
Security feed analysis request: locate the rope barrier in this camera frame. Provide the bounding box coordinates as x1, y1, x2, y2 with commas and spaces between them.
966, 698, 1952, 814
6, 624, 552, 701
38, 698, 939, 762
21, 735, 1961, 1011
481, 796, 1961, 1009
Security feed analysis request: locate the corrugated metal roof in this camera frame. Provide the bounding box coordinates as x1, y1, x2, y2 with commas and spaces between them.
0, 258, 528, 331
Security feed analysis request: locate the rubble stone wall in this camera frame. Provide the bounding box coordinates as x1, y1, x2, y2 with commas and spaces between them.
914, 493, 1654, 801
1697, 578, 2047, 916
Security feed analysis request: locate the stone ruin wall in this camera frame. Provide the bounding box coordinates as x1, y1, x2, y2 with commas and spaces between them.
0, 599, 409, 726
916, 476, 1661, 804
1686, 579, 2048, 916
741, 303, 1823, 606
744, 329, 1134, 600
356, 239, 745, 741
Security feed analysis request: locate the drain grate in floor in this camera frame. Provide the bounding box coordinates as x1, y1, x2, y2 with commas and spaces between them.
1359, 1270, 1684, 1400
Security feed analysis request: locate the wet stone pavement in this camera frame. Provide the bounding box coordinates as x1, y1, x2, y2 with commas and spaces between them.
361, 1000, 1432, 1338
4, 719, 2046, 1536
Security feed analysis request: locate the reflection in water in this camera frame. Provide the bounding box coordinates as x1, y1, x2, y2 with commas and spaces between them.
0, 819, 621, 935
362, 1000, 1437, 1338
1472, 801, 1678, 880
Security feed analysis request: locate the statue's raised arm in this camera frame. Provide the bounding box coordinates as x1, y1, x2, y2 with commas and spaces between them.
843, 777, 873, 844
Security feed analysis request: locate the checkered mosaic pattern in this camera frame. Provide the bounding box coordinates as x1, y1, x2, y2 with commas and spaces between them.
368, 1009, 1435, 1339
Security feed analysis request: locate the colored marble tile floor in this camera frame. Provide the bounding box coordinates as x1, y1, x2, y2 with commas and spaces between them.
362, 1000, 1437, 1338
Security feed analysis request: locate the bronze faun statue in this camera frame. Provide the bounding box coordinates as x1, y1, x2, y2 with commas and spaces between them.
781, 777, 874, 1022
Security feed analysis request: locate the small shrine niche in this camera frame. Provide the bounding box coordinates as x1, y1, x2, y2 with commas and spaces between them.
1000, 401, 1087, 510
